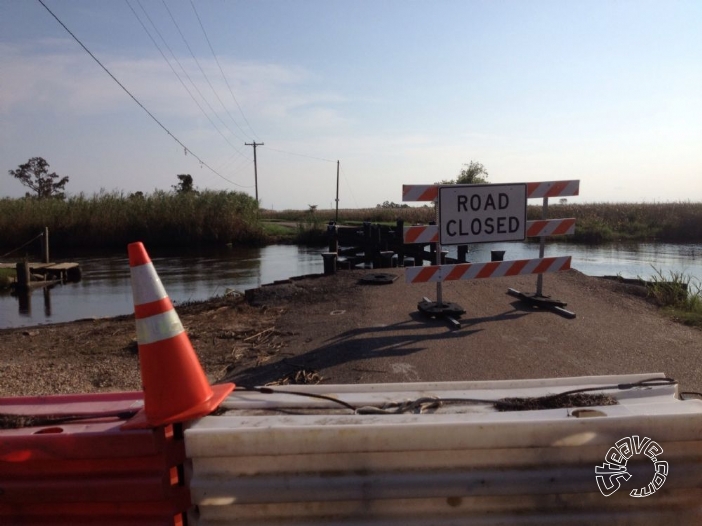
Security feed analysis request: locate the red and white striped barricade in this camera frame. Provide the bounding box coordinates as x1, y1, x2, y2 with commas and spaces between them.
403, 218, 576, 246
401, 180, 579, 322
404, 256, 572, 284
402, 180, 580, 203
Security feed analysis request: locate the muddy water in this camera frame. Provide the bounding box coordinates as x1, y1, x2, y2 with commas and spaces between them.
1, 242, 700, 329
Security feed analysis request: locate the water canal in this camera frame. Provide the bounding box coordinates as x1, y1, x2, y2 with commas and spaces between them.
1, 242, 700, 329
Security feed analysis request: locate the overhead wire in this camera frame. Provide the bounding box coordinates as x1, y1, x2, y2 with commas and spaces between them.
39, 0, 351, 196
126, 0, 251, 163
188, 0, 259, 140
136, 0, 249, 149
160, 0, 250, 144
339, 165, 360, 208
155, 2, 351, 188
36, 0, 251, 189
216, 151, 253, 173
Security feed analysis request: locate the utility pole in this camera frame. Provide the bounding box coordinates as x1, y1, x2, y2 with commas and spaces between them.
335, 160, 340, 223
245, 142, 264, 202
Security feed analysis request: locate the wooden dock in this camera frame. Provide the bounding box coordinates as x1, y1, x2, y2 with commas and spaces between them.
0, 262, 82, 289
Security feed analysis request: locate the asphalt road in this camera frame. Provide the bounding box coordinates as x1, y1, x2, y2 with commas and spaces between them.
236, 268, 702, 392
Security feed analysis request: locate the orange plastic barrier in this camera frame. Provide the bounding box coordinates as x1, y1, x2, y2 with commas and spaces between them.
0, 242, 236, 524
0, 391, 190, 525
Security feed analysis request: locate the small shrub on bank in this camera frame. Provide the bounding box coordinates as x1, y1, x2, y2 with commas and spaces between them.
645, 267, 702, 329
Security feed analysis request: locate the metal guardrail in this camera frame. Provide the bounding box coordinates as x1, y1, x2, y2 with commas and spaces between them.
185, 373, 702, 525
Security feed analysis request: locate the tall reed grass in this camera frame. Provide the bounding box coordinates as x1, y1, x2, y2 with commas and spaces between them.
2, 197, 700, 252
261, 206, 436, 225
539, 202, 702, 243
0, 190, 261, 251
265, 201, 702, 243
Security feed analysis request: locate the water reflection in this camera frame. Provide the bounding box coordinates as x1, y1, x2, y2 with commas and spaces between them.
1, 242, 700, 329
16, 288, 30, 315
446, 242, 702, 282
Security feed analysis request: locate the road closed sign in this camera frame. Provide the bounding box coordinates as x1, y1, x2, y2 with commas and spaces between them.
439, 183, 527, 245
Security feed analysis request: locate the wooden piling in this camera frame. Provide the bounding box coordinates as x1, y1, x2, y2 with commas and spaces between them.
16, 261, 30, 290
327, 222, 338, 253
42, 227, 50, 264
321, 252, 337, 275
395, 219, 405, 262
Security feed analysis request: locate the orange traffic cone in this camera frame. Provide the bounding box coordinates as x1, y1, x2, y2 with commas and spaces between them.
122, 242, 234, 429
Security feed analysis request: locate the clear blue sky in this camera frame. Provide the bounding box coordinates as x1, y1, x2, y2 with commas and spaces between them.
1, 0, 700, 208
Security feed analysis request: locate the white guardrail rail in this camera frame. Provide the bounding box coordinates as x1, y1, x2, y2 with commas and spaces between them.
185, 373, 702, 525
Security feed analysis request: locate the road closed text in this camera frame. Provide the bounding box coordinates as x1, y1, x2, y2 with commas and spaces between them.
439, 184, 527, 244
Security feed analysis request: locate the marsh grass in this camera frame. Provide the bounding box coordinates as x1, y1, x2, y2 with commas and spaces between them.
543, 202, 702, 242
260, 221, 296, 237
265, 202, 701, 242
295, 210, 327, 246
0, 190, 262, 250
2, 197, 700, 251
262, 206, 435, 225
645, 267, 702, 329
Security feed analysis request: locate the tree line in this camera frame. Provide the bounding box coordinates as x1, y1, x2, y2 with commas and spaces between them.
9, 156, 490, 204
7, 156, 198, 199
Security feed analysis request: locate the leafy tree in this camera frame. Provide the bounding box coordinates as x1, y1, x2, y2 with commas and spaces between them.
9, 157, 70, 199
437, 160, 489, 185
172, 174, 195, 194
376, 200, 409, 209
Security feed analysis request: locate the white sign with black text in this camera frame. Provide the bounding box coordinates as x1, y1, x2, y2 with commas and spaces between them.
439, 183, 527, 245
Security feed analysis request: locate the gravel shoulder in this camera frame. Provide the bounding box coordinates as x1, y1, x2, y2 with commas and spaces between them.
1, 269, 701, 398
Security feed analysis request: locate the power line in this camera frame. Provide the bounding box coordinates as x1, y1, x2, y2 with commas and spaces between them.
215, 151, 253, 173
36, 0, 251, 189
339, 165, 359, 208
137, 0, 249, 147
128, 0, 250, 160
188, 0, 259, 140
160, 0, 250, 144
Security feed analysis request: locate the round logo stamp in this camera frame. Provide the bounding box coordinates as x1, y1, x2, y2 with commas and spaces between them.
596, 435, 668, 497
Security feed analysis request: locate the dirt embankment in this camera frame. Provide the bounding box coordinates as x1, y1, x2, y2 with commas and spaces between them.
0, 295, 284, 397
1, 269, 701, 398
